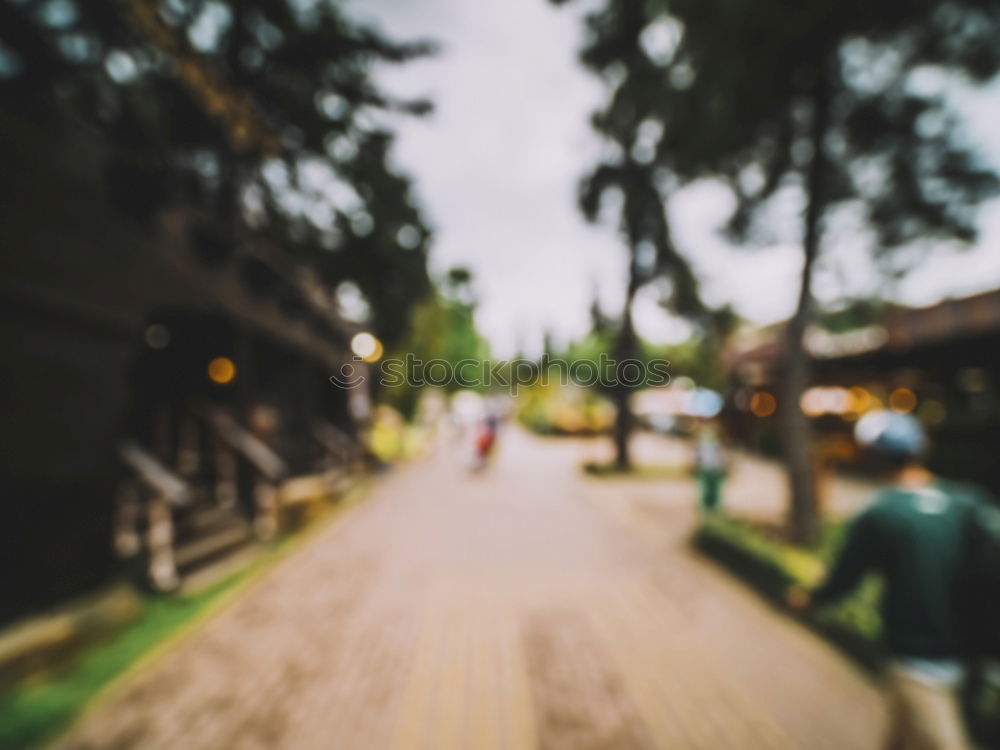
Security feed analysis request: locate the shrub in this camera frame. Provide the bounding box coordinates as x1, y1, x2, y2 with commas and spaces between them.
692, 515, 884, 671
693, 515, 1000, 745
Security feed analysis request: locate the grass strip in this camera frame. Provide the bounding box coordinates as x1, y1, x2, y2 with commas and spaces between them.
0, 477, 373, 749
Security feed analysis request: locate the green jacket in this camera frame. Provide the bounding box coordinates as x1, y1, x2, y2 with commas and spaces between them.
813, 480, 1000, 659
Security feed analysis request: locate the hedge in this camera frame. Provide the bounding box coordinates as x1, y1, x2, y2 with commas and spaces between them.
692, 515, 884, 672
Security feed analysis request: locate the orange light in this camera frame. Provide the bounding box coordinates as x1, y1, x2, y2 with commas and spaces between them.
847, 386, 872, 413
750, 391, 777, 418
208, 357, 237, 385
889, 387, 917, 413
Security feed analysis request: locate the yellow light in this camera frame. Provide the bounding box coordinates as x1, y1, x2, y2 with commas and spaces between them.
366, 339, 384, 363
208, 357, 237, 385
750, 391, 777, 418
889, 387, 917, 413
847, 386, 871, 413
350, 332, 383, 363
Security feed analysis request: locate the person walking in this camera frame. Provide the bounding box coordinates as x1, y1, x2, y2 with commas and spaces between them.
786, 410, 1000, 750
694, 420, 727, 513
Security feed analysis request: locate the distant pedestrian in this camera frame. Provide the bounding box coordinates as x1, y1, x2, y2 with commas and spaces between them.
694, 421, 727, 513
786, 410, 1000, 750
467, 414, 499, 472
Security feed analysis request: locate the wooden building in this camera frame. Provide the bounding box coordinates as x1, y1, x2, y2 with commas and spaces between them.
726, 290, 1000, 496
0, 104, 363, 622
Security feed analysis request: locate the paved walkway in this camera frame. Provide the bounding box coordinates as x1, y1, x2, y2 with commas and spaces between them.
584, 430, 875, 522
56, 429, 884, 749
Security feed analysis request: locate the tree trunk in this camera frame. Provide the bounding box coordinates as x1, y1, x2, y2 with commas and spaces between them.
782, 306, 818, 543
611, 386, 633, 471
783, 64, 831, 544
612, 282, 638, 471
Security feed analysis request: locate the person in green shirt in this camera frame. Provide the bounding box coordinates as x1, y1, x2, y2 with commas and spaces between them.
694, 420, 727, 513
787, 410, 999, 750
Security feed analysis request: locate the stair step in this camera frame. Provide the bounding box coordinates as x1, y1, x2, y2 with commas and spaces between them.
178, 545, 262, 595
174, 524, 254, 572
181, 504, 247, 534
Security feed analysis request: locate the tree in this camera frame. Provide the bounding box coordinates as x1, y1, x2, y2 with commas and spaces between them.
660, 0, 1000, 540
555, 0, 706, 469
0, 0, 436, 346
380, 267, 490, 419
561, 0, 1000, 538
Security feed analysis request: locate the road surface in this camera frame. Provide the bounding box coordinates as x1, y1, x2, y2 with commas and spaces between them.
56, 429, 884, 749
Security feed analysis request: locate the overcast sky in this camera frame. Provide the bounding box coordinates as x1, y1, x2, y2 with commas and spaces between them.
347, 0, 1000, 357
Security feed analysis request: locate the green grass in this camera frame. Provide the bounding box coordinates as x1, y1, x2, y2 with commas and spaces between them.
582, 461, 689, 480
0, 477, 374, 749
692, 514, 884, 670
0, 572, 245, 748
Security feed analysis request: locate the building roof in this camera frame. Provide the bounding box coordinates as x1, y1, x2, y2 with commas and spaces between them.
725, 288, 1000, 377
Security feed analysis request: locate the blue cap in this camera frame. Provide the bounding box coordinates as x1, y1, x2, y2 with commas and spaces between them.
854, 410, 927, 458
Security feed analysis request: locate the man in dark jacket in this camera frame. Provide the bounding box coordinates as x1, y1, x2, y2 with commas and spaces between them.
787, 410, 999, 750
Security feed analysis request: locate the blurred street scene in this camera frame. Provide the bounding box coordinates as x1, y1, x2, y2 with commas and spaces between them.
2, 0, 1000, 748
52, 429, 884, 750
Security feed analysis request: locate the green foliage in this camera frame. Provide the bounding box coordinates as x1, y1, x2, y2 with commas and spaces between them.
0, 478, 374, 749
0, 573, 247, 749
657, 337, 725, 391
816, 298, 886, 333
557, 0, 720, 466
539, 323, 728, 393
560, 0, 1000, 527
403, 292, 489, 368
0, 0, 435, 345
582, 461, 686, 479
693, 515, 885, 670
648, 0, 1000, 255
517, 383, 615, 436
379, 270, 490, 419
695, 513, 1000, 744
570, 7, 705, 321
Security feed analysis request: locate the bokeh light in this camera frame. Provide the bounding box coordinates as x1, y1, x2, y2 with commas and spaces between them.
800, 386, 849, 417
919, 399, 948, 426
847, 386, 872, 414
889, 387, 917, 413
750, 391, 777, 418
207, 357, 237, 385
144, 324, 170, 350
350, 332, 383, 363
